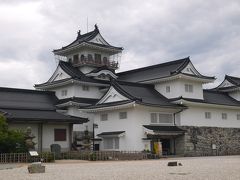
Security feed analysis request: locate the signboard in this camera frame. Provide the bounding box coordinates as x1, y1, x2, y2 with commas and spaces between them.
29, 151, 39, 157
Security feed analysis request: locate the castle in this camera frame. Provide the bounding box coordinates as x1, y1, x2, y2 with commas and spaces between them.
2, 25, 240, 155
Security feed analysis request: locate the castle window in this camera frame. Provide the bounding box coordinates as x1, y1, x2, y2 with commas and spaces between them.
73, 54, 79, 64
159, 114, 173, 124
103, 137, 119, 149
205, 112, 211, 119
150, 113, 157, 123
237, 114, 240, 120
185, 84, 193, 92
88, 54, 93, 61
95, 54, 102, 64
54, 129, 66, 141
100, 114, 108, 121
222, 113, 227, 120
61, 90, 67, 96
82, 85, 89, 91
103, 57, 108, 65
119, 112, 127, 119
166, 86, 170, 93
80, 54, 85, 62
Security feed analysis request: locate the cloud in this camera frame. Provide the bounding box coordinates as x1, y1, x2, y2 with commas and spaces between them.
0, 0, 240, 88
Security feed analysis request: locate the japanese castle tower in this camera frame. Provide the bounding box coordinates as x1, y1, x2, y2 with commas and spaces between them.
34, 25, 240, 156
35, 25, 123, 131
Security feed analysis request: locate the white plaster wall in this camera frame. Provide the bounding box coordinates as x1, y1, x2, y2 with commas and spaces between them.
8, 123, 39, 150
50, 84, 103, 99
154, 79, 203, 99
180, 106, 240, 128
42, 124, 70, 152
51, 84, 74, 99
73, 84, 104, 99
94, 106, 177, 151
229, 91, 240, 101
67, 106, 94, 132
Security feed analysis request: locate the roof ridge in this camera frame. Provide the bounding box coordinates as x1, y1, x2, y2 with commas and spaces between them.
111, 80, 140, 101
225, 75, 240, 86
116, 80, 153, 87
117, 57, 190, 75
0, 87, 54, 94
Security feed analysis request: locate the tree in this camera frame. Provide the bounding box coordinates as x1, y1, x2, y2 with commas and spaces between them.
0, 115, 27, 153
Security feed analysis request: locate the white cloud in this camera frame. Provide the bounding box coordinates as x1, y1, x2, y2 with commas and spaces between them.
0, 0, 240, 88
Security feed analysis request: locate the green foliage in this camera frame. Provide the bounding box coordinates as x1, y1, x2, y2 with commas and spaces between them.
39, 152, 55, 162
0, 115, 27, 153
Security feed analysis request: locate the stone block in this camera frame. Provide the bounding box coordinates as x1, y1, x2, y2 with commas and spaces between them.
167, 161, 178, 166
28, 162, 45, 173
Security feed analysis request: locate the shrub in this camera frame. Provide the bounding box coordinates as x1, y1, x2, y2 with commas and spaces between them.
0, 115, 27, 153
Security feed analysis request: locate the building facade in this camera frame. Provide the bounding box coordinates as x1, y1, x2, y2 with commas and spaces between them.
6, 25, 240, 155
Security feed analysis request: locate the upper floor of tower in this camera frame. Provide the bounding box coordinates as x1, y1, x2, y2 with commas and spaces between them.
53, 25, 123, 71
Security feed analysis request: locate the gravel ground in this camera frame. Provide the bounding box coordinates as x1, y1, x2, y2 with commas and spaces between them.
0, 156, 240, 180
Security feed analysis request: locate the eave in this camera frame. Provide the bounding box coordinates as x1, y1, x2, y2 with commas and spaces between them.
53, 42, 122, 56
140, 73, 215, 84
35, 78, 109, 90
172, 98, 240, 110
56, 101, 91, 108
79, 101, 136, 112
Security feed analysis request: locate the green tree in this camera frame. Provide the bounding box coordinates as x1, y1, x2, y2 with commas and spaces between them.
0, 115, 27, 153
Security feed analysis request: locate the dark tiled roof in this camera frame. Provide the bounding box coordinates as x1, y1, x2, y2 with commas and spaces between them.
0, 87, 87, 123
117, 57, 189, 82
58, 97, 99, 105
172, 90, 240, 107
59, 61, 85, 79
82, 100, 134, 109
53, 26, 123, 53
0, 87, 57, 110
35, 61, 110, 88
114, 81, 183, 108
143, 125, 185, 132
117, 57, 214, 82
3, 109, 87, 123
88, 65, 115, 74
225, 75, 240, 86
97, 131, 125, 136
59, 61, 110, 84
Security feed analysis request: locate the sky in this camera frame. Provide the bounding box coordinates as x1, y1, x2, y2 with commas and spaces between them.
0, 0, 240, 89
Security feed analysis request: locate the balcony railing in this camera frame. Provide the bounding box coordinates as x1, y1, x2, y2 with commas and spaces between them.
71, 57, 119, 69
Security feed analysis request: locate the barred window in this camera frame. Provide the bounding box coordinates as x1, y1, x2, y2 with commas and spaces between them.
185, 84, 193, 92
237, 114, 240, 120
222, 113, 227, 120
119, 112, 127, 119
103, 137, 119, 149
100, 114, 108, 121
166, 86, 170, 93
159, 114, 173, 124
150, 113, 157, 123
61, 90, 67, 96
205, 112, 211, 119
150, 113, 173, 124
82, 85, 89, 91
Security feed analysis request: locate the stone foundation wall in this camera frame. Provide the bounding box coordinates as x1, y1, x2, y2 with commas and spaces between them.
178, 126, 240, 156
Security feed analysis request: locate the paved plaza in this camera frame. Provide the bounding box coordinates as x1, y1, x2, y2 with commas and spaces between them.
0, 156, 240, 180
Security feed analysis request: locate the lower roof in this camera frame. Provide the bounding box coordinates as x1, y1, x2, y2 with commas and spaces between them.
97, 131, 125, 137
143, 125, 185, 132
1, 109, 88, 124
171, 90, 240, 107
